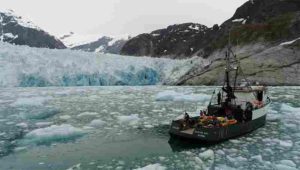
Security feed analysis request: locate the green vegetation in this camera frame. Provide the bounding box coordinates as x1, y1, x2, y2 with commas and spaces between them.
211, 13, 295, 50
232, 13, 294, 44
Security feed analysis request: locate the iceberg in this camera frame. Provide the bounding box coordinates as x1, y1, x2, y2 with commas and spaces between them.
0, 42, 200, 87
21, 124, 85, 145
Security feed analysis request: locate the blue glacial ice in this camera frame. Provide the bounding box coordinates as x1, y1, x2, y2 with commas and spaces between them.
0, 42, 202, 87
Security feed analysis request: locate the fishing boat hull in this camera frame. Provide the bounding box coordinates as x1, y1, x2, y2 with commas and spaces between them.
169, 114, 266, 143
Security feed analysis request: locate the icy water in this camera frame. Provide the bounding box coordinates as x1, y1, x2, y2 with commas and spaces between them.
0, 86, 299, 170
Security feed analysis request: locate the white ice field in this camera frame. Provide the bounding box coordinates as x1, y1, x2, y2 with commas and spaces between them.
0, 42, 207, 87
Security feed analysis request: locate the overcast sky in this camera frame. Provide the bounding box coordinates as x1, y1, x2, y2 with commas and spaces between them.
0, 0, 248, 37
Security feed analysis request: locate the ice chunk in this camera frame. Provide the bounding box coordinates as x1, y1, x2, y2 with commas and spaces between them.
60, 115, 71, 120
279, 160, 296, 168
35, 122, 53, 128
281, 104, 300, 114
117, 114, 140, 125
199, 149, 214, 160
279, 140, 293, 148
155, 90, 210, 102
16, 122, 28, 128
11, 97, 52, 106
88, 119, 105, 127
275, 164, 298, 170
134, 163, 166, 170
20, 108, 59, 119
251, 155, 263, 163
77, 112, 99, 117
22, 124, 85, 145
66, 163, 81, 170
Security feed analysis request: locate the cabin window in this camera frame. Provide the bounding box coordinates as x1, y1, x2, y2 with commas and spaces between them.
257, 90, 263, 101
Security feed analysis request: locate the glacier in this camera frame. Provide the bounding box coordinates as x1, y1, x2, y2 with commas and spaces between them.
0, 42, 201, 87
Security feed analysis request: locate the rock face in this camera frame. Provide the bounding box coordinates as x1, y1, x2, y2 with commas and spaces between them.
0, 10, 66, 49
121, 23, 208, 58
176, 42, 300, 86
121, 0, 300, 58
121, 0, 300, 85
71, 36, 129, 54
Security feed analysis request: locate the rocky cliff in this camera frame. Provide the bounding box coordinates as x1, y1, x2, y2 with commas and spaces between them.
121, 0, 300, 59
0, 10, 66, 49
121, 0, 300, 85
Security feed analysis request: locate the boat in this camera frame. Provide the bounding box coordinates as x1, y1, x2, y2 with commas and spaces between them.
169, 45, 271, 143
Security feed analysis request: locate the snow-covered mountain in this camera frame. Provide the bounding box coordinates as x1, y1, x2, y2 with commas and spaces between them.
0, 9, 65, 49
59, 32, 130, 54
58, 32, 101, 48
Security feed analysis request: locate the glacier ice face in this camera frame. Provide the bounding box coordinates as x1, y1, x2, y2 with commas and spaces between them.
0, 42, 200, 87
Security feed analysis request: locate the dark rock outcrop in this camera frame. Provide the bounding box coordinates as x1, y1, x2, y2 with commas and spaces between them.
0, 10, 66, 49
121, 0, 300, 58
121, 23, 208, 58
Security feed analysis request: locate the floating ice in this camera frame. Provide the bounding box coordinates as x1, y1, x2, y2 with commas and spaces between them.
279, 160, 296, 168
251, 155, 263, 163
22, 124, 85, 145
77, 112, 99, 117
199, 149, 214, 160
88, 119, 105, 127
281, 104, 300, 114
66, 163, 81, 170
16, 122, 28, 128
10, 97, 52, 106
60, 115, 71, 120
35, 122, 53, 128
19, 108, 59, 119
134, 163, 166, 170
275, 164, 298, 170
155, 90, 210, 102
117, 114, 140, 125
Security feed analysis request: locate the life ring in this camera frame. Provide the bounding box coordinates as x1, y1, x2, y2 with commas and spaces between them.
228, 119, 237, 125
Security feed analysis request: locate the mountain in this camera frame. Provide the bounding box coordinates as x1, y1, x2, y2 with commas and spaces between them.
120, 0, 300, 86
0, 9, 65, 49
71, 35, 130, 54
121, 0, 300, 59
121, 23, 208, 58
59, 32, 130, 54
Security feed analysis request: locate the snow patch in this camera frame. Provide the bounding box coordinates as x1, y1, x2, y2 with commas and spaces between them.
232, 18, 245, 23
280, 37, 300, 46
